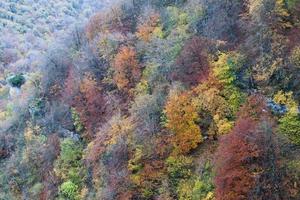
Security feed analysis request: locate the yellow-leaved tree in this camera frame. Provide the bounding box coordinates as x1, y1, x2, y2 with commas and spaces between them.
164, 90, 202, 154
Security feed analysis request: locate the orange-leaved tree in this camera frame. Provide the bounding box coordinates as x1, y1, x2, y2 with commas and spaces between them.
113, 46, 141, 91
136, 13, 161, 42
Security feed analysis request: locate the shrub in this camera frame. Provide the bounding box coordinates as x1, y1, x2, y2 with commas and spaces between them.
177, 162, 214, 200
279, 112, 300, 144
7, 74, 25, 88
71, 107, 85, 134
60, 181, 79, 200
166, 155, 193, 187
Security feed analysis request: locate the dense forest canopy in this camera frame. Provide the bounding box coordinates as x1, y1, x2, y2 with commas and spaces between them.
1, 0, 300, 199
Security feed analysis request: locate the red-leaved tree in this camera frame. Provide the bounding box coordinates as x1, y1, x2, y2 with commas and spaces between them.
215, 94, 282, 200
73, 74, 108, 140
173, 36, 211, 87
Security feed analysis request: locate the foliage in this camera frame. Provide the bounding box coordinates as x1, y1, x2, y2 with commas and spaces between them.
136, 13, 162, 42
193, 75, 240, 137
60, 180, 79, 200
274, 91, 300, 144
215, 95, 281, 200
290, 46, 300, 68
274, 0, 292, 30
237, 94, 268, 121
163, 6, 190, 33
173, 36, 210, 86
71, 107, 85, 134
196, 0, 243, 42
7, 74, 25, 88
130, 93, 163, 139
212, 52, 246, 113
177, 162, 214, 200
2, 0, 300, 199
113, 46, 141, 91
279, 112, 300, 144
274, 91, 298, 112
128, 146, 143, 174
73, 74, 107, 140
55, 138, 85, 199
166, 155, 193, 187
213, 53, 240, 86
86, 2, 137, 41
287, 0, 300, 9
164, 90, 202, 154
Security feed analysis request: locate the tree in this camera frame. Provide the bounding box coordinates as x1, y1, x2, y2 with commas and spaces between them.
274, 91, 300, 144
196, 0, 243, 43
212, 52, 246, 113
129, 93, 163, 140
193, 75, 237, 137
166, 155, 193, 188
136, 13, 162, 42
290, 46, 300, 68
237, 94, 268, 121
164, 90, 202, 154
73, 73, 108, 140
212, 53, 241, 86
215, 95, 282, 200
85, 114, 132, 200
40, 134, 60, 200
176, 162, 214, 200
54, 138, 85, 200
274, 0, 292, 30
173, 36, 210, 87
113, 46, 141, 91
85, 3, 137, 41
286, 0, 300, 27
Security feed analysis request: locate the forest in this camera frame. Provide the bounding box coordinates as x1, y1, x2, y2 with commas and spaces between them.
1, 0, 300, 199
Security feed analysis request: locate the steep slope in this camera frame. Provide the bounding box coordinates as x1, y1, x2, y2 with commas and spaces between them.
1, 0, 300, 200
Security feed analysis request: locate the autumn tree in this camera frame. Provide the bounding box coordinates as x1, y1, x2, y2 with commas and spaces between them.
164, 90, 202, 154
113, 46, 141, 91
290, 46, 300, 68
39, 134, 60, 200
212, 52, 245, 114
215, 95, 282, 200
286, 0, 300, 22
85, 3, 138, 41
274, 91, 300, 144
73, 74, 108, 140
193, 74, 240, 137
274, 0, 292, 31
196, 0, 243, 43
86, 115, 132, 199
173, 36, 210, 86
136, 12, 162, 42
